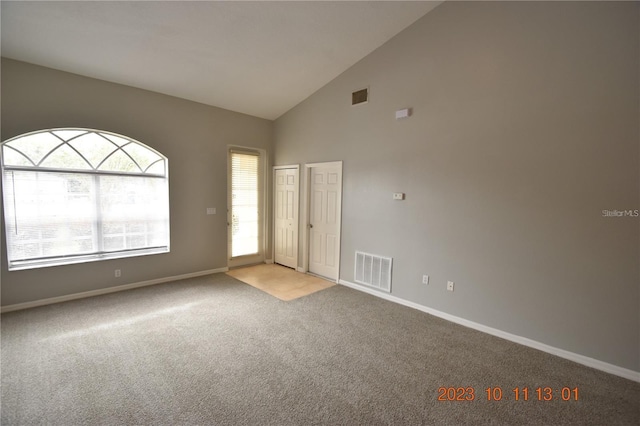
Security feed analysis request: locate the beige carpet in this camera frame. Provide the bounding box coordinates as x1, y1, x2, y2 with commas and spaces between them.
226, 263, 335, 301
2, 273, 639, 424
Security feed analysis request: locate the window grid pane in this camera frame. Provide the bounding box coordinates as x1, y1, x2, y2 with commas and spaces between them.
1, 128, 170, 270
2, 129, 166, 176
100, 175, 169, 253
4, 171, 97, 261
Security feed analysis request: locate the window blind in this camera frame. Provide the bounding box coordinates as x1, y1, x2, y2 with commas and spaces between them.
230, 150, 259, 258
1, 129, 170, 270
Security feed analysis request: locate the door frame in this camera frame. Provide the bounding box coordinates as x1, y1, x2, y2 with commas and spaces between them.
302, 161, 343, 282
272, 164, 300, 269
227, 145, 268, 268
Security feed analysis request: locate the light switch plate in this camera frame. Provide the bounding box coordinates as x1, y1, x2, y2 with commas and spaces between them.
206, 207, 216, 215
395, 108, 411, 119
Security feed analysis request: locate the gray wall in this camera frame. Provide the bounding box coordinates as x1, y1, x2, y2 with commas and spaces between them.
1, 58, 272, 306
274, 2, 639, 372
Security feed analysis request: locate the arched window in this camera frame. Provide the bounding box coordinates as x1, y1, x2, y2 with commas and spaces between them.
1, 128, 169, 270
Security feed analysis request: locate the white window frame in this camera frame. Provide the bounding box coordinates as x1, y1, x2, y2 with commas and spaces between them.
1, 128, 170, 270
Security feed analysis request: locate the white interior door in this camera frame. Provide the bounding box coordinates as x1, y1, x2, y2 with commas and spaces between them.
308, 162, 342, 281
274, 167, 298, 269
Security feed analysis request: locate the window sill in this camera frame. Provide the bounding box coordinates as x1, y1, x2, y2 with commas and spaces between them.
8, 247, 170, 271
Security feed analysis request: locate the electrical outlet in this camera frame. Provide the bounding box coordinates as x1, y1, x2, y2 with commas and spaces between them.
422, 275, 429, 285
115, 269, 121, 278
447, 281, 454, 292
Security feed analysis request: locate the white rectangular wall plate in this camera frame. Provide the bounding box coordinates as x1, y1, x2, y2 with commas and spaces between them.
395, 108, 411, 119
206, 207, 216, 215
393, 192, 405, 200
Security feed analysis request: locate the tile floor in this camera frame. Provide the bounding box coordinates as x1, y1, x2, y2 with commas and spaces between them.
226, 264, 335, 301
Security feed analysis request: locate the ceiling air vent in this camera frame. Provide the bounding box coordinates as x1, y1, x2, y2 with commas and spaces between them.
352, 88, 369, 106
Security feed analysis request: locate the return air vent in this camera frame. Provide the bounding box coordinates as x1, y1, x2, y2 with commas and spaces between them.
355, 251, 392, 293
351, 88, 368, 106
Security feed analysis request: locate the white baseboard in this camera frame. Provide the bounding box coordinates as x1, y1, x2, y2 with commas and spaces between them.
338, 279, 640, 383
296, 267, 305, 273
265, 258, 274, 264
1, 267, 228, 313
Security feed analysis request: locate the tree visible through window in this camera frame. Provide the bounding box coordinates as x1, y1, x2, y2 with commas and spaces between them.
1, 128, 170, 270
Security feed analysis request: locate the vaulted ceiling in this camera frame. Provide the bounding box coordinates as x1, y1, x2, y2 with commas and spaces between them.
1, 1, 442, 120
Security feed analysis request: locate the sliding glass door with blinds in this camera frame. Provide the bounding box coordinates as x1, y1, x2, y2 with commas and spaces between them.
228, 148, 263, 266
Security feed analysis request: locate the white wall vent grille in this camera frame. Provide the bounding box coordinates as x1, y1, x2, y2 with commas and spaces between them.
354, 251, 392, 292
